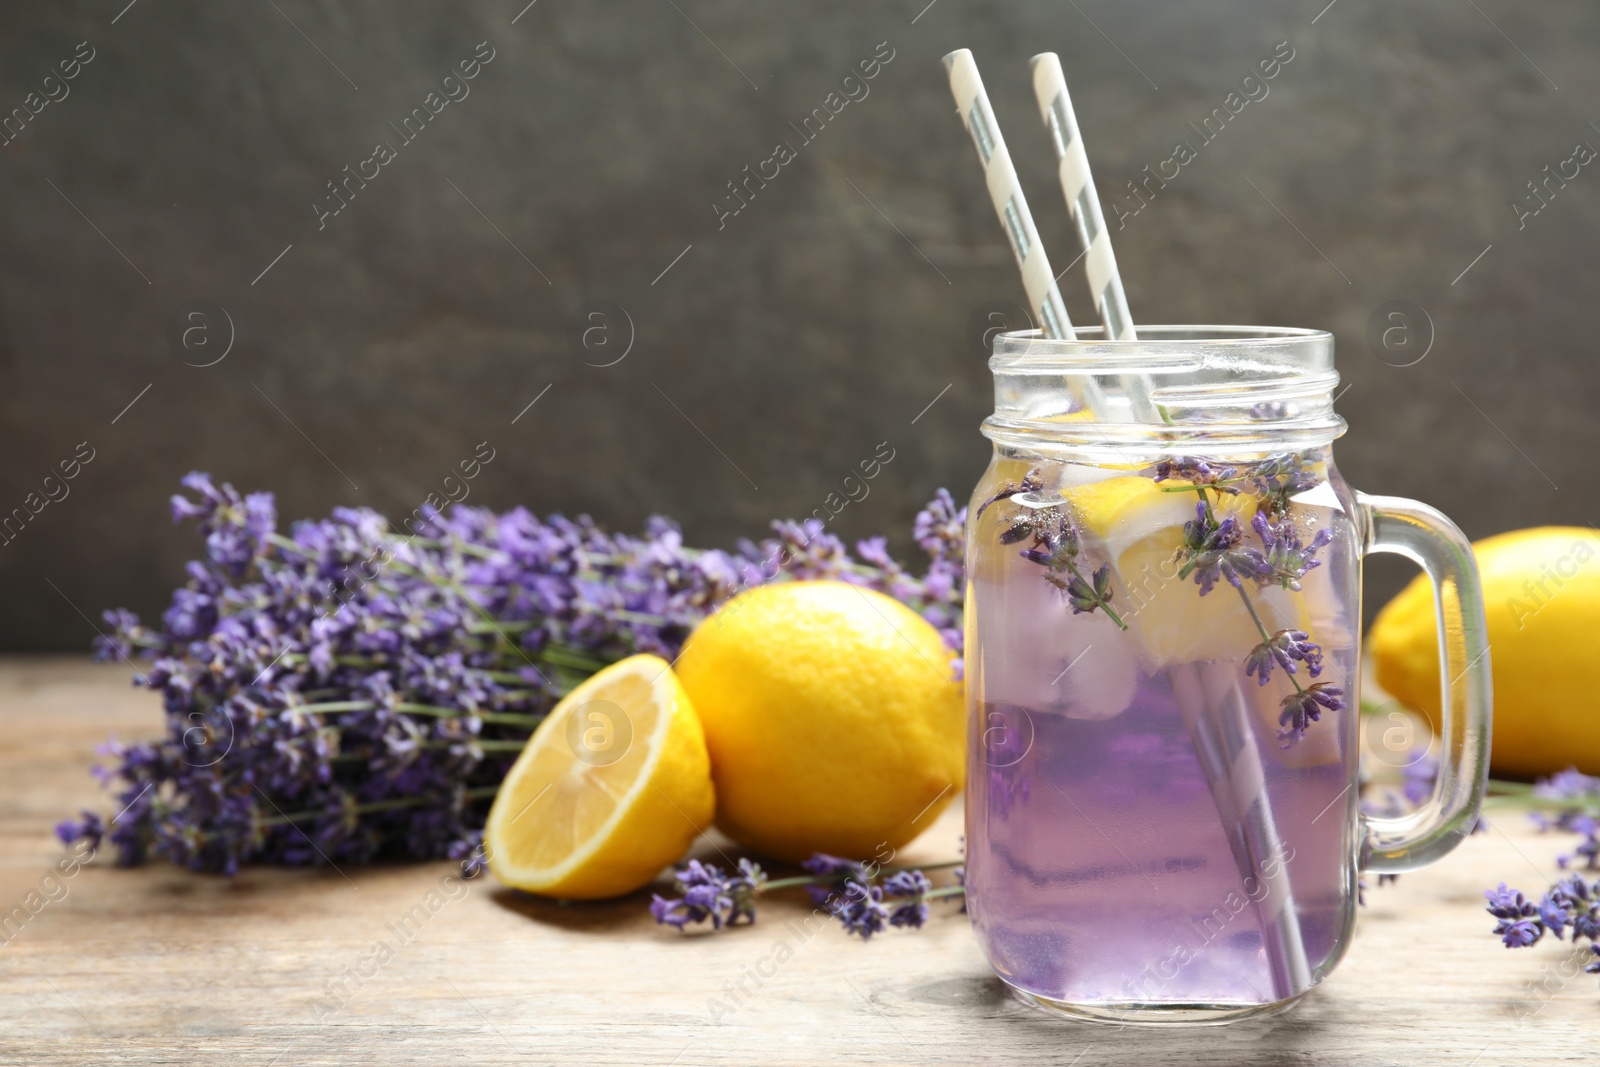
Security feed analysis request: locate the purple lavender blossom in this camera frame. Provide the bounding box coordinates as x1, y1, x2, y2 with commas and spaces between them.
1489, 874, 1600, 967
1498, 918, 1545, 948
1019, 517, 1081, 571
1246, 452, 1323, 515
1248, 401, 1293, 421
1557, 817, 1600, 871
1277, 682, 1345, 746
882, 869, 933, 929
800, 852, 872, 906
55, 811, 104, 853
1251, 514, 1333, 592
1527, 768, 1600, 870
1401, 752, 1437, 807
829, 879, 891, 940
649, 859, 765, 931
1534, 768, 1600, 803
448, 832, 488, 879
1179, 504, 1268, 595
1059, 563, 1114, 616
1152, 457, 1241, 493
1244, 629, 1324, 686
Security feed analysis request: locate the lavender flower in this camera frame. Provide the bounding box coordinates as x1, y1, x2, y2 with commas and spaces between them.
801, 852, 871, 905
1179, 503, 1268, 595
1251, 513, 1333, 592
1019, 516, 1081, 571
1358, 747, 1485, 837
1244, 629, 1324, 686
55, 811, 104, 854
998, 504, 1124, 629
1402, 752, 1437, 807
1499, 917, 1545, 948
882, 870, 934, 929
1246, 452, 1323, 515
448, 832, 488, 879
649, 859, 765, 930
1248, 401, 1293, 421
1486, 882, 1540, 946
1557, 817, 1600, 871
1057, 563, 1114, 617
1277, 682, 1345, 746
1485, 872, 1600, 984
1534, 768, 1600, 803
1524, 770, 1600, 871
829, 880, 891, 940
1152, 457, 1241, 493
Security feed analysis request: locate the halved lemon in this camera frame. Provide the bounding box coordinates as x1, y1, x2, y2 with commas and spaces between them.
484, 654, 714, 900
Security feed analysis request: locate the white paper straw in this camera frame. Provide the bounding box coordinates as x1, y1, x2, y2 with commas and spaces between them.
1169, 663, 1313, 1001
1025, 50, 1310, 999
1198, 663, 1314, 998
943, 48, 1106, 418
1029, 53, 1159, 423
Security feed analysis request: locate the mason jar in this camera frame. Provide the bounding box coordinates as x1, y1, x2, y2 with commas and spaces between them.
963, 326, 1491, 1024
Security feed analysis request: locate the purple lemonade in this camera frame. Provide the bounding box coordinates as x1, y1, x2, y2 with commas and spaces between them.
964, 448, 1361, 1019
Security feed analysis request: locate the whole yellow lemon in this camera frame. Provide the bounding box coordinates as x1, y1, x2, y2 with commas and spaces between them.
675, 580, 965, 862
1370, 526, 1600, 778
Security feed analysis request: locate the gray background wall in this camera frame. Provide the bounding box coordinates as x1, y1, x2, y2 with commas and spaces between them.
1, 1, 1595, 650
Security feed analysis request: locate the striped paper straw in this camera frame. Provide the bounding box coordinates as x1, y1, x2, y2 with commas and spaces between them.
1029, 53, 1159, 423
943, 48, 1106, 418
1168, 663, 1313, 1000
1198, 663, 1314, 998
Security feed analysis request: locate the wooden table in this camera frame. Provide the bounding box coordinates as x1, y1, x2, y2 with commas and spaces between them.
0, 656, 1588, 1066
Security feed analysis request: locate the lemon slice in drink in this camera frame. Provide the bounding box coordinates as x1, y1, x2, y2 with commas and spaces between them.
484, 654, 714, 900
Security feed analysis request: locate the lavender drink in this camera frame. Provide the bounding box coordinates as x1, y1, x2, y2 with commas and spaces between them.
964, 327, 1491, 1024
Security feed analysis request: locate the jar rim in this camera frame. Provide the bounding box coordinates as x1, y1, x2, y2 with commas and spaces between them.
983, 324, 1345, 453
991, 325, 1334, 368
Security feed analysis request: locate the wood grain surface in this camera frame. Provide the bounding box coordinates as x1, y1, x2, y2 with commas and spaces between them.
0, 656, 1588, 1066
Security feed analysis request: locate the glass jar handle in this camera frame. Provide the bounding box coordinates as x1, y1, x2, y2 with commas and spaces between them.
1357, 493, 1493, 873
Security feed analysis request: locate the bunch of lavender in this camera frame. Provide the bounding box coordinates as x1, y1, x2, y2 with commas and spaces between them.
58, 474, 967, 875
981, 453, 1340, 747
650, 852, 965, 940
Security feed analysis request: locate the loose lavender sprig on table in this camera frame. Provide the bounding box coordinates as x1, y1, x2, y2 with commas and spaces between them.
1518, 768, 1600, 871
650, 853, 965, 940
58, 474, 967, 875
1471, 768, 1600, 986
